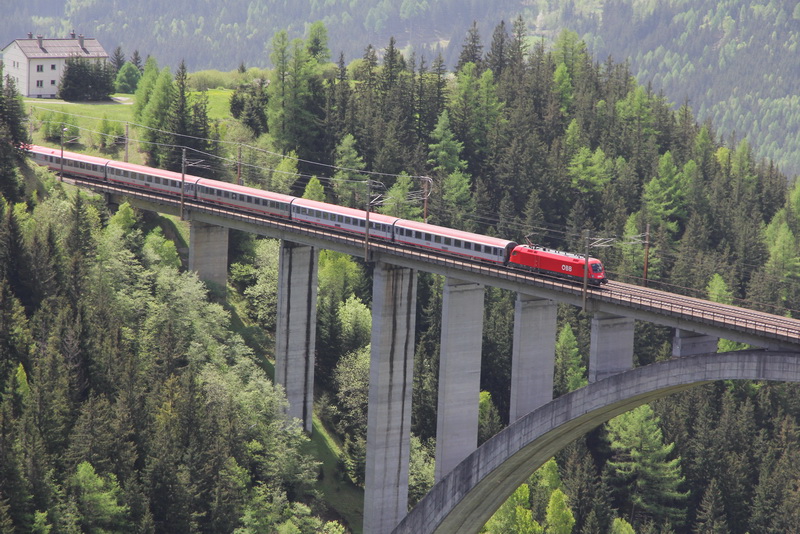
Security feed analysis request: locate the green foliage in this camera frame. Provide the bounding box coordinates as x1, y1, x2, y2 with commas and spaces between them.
554, 323, 586, 396
610, 517, 636, 534
337, 296, 371, 356
70, 461, 130, 532
332, 134, 367, 208
569, 146, 612, 194
58, 57, 115, 101
478, 390, 503, 445
333, 346, 370, 485
407, 435, 435, 507
544, 488, 576, 534
114, 62, 142, 94
642, 151, 687, 236
132, 56, 160, 121
96, 115, 124, 150
606, 405, 688, 528
483, 483, 541, 534
302, 176, 326, 200
142, 228, 180, 269
378, 174, 422, 219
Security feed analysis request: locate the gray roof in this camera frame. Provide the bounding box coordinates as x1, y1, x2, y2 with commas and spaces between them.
6, 38, 108, 60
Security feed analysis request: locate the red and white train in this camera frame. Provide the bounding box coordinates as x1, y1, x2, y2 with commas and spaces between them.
27, 144, 608, 286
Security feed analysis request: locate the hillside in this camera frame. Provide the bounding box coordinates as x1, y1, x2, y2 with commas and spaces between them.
4, 1, 799, 177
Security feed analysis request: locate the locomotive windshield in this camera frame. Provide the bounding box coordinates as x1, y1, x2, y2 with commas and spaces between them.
591, 262, 603, 273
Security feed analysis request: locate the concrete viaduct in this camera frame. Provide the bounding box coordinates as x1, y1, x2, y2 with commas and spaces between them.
82, 179, 800, 534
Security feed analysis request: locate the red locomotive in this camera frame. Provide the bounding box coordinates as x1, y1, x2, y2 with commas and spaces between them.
508, 245, 608, 286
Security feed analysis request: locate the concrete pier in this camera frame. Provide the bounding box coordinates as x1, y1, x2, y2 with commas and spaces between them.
510, 295, 558, 422
188, 221, 228, 287
274, 241, 319, 433
364, 262, 417, 534
589, 312, 635, 382
435, 278, 485, 482
672, 328, 719, 357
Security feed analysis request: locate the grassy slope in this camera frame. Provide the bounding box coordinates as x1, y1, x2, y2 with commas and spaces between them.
25, 90, 233, 161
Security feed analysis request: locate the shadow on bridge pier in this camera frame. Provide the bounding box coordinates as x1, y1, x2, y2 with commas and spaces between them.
394, 350, 800, 534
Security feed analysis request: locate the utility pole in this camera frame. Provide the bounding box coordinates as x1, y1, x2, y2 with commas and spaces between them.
237, 144, 242, 185
642, 222, 651, 287
180, 147, 186, 220
582, 229, 590, 310
59, 125, 67, 181
124, 122, 129, 162
423, 176, 429, 223
364, 179, 371, 261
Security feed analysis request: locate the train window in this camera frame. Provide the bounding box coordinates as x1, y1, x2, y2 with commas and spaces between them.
337, 215, 343, 223
224, 191, 230, 198
454, 240, 462, 248
434, 235, 441, 243
359, 220, 365, 227
154, 177, 161, 184
444, 238, 452, 246
464, 242, 471, 250
145, 175, 151, 182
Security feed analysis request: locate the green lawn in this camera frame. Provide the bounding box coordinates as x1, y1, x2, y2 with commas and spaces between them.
25, 89, 234, 163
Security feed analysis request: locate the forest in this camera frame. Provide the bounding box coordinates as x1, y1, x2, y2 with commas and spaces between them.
3, 13, 800, 533
4, 1, 800, 180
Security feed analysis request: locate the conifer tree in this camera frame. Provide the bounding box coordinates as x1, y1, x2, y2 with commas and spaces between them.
456, 21, 484, 73
693, 478, 728, 533
606, 404, 688, 528
332, 134, 366, 208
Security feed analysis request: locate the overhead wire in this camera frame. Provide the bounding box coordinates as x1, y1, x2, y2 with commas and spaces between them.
30, 106, 800, 310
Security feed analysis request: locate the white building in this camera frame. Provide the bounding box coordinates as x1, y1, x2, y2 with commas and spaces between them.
1, 32, 109, 98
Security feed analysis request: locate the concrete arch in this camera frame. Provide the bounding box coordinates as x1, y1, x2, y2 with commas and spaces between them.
393, 351, 800, 534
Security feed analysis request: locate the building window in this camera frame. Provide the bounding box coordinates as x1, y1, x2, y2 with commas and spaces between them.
36, 65, 43, 72
51, 64, 56, 70
51, 80, 56, 85
36, 80, 43, 87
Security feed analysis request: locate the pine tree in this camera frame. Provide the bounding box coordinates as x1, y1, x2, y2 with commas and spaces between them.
606, 404, 688, 528
456, 21, 484, 73
693, 479, 729, 533
140, 67, 174, 165
132, 56, 159, 121
130, 50, 143, 72
110, 46, 126, 73
486, 20, 509, 79
332, 134, 366, 208
160, 60, 192, 172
